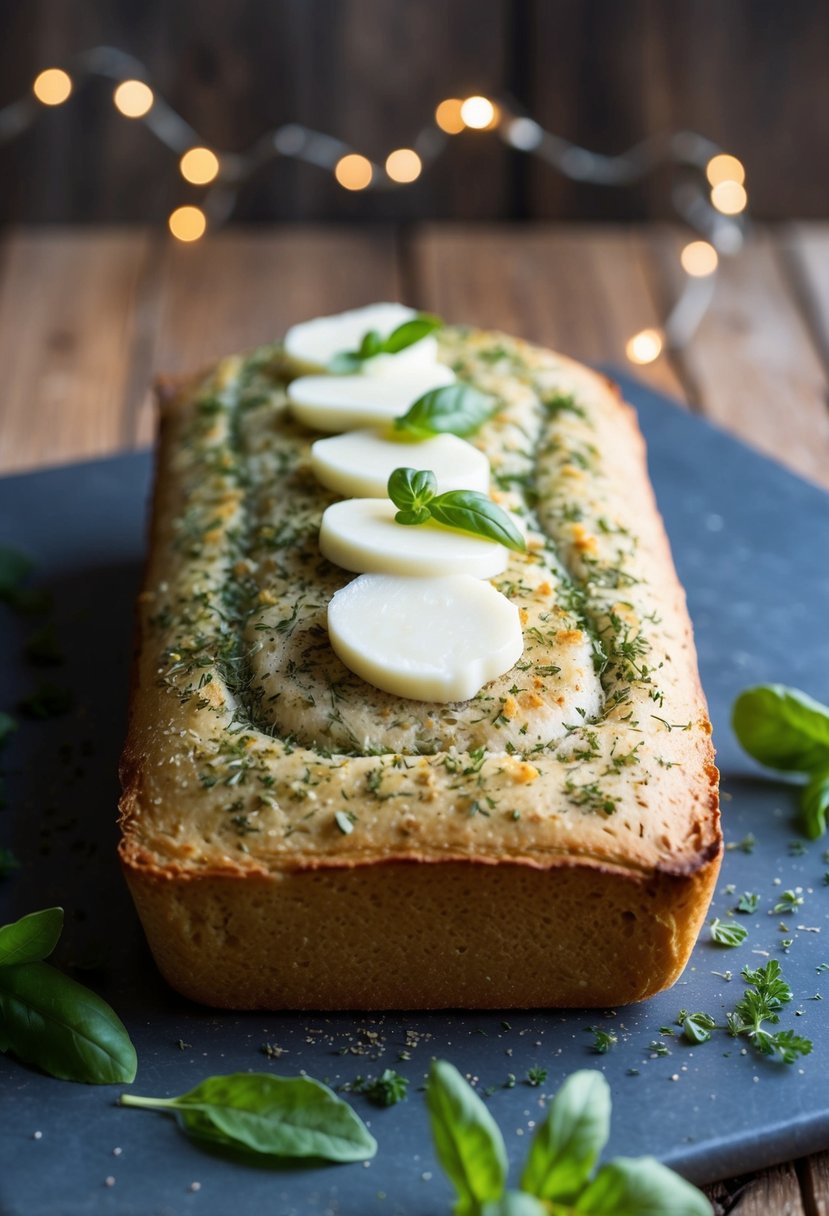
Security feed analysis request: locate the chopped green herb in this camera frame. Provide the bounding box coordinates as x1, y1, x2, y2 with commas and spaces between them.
736, 892, 760, 914
710, 919, 748, 947
772, 890, 804, 915
349, 1068, 409, 1107
727, 960, 813, 1063
588, 1026, 617, 1054
334, 811, 354, 835
725, 834, 756, 854
525, 1066, 548, 1087
648, 1040, 671, 1057
676, 1010, 717, 1045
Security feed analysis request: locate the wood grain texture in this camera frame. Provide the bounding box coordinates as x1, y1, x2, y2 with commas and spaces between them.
0, 228, 154, 473
801, 1151, 829, 1216
410, 223, 688, 399
649, 227, 829, 488
784, 223, 829, 374
706, 1163, 806, 1216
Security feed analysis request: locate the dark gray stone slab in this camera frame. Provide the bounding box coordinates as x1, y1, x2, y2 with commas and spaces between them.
1, 372, 828, 1215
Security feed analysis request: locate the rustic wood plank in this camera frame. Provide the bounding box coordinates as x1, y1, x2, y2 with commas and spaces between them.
648, 226, 829, 488
706, 1163, 806, 1216
784, 222, 829, 374
131, 225, 403, 445
410, 223, 688, 399
800, 1150, 829, 1216
0, 228, 156, 474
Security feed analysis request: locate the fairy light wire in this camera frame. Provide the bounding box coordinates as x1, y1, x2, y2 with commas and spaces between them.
3, 44, 750, 362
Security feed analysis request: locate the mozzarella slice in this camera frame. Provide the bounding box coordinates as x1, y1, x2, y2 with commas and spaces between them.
327, 573, 524, 702
284, 303, 417, 371
288, 365, 455, 433
311, 429, 490, 498
319, 499, 510, 579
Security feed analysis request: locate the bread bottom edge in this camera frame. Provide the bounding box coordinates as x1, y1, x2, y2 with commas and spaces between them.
121, 851, 721, 1010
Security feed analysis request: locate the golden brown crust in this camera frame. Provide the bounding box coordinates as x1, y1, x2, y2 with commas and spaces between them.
118, 327, 721, 1009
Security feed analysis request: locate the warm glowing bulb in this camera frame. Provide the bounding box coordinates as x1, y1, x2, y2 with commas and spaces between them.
680, 240, 719, 277
710, 180, 747, 215
460, 95, 497, 130
434, 98, 465, 135
33, 68, 72, 106
113, 80, 154, 119
335, 154, 373, 191
385, 148, 422, 184
626, 328, 664, 365
180, 147, 220, 185
168, 205, 207, 242
706, 153, 745, 188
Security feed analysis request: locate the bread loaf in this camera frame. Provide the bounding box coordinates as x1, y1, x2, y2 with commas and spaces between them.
119, 324, 721, 1009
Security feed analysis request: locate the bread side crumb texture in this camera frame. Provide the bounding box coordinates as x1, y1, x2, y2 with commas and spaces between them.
119, 326, 721, 1009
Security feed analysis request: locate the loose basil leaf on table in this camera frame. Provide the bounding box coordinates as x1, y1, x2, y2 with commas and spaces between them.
328, 313, 442, 373
0, 960, 137, 1083
121, 1072, 377, 1163
520, 1070, 610, 1203
426, 1059, 508, 1212
801, 768, 829, 839
573, 1156, 712, 1215
395, 383, 498, 439
0, 906, 63, 966
732, 684, 829, 773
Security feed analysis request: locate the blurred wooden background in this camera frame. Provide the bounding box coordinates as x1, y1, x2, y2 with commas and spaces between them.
2, 0, 828, 223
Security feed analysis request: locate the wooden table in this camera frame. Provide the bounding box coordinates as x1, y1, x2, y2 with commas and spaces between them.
2, 222, 829, 1212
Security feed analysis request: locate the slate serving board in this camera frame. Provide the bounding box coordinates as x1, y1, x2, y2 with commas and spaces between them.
1, 371, 829, 1216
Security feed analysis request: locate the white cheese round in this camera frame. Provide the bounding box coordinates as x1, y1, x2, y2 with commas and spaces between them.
288, 365, 456, 432
311, 429, 490, 498
327, 573, 524, 702
319, 498, 510, 579
284, 303, 417, 371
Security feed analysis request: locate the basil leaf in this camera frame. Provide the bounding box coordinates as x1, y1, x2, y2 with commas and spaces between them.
481, 1193, 548, 1216
327, 352, 364, 374
388, 467, 437, 525
0, 961, 137, 1083
0, 907, 63, 966
679, 1012, 718, 1044
801, 768, 829, 839
121, 1073, 376, 1163
382, 314, 442, 353
395, 383, 497, 439
710, 918, 748, 947
732, 684, 829, 773
574, 1156, 712, 1215
426, 1059, 507, 1212
429, 490, 526, 553
520, 1070, 610, 1202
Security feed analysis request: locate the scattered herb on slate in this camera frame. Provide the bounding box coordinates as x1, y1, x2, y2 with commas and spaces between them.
18, 681, 74, 720
726, 960, 813, 1063
732, 684, 829, 838
394, 382, 498, 439
710, 918, 748, 947
121, 1073, 377, 1163
0, 547, 50, 614
735, 892, 760, 914
0, 906, 136, 1084
649, 1040, 671, 1057
387, 467, 526, 552
677, 1011, 718, 1045
0, 848, 20, 877
588, 1026, 618, 1054
328, 314, 442, 373
525, 1066, 548, 1087
426, 1062, 711, 1215
725, 833, 756, 854
772, 890, 804, 915
0, 712, 17, 746
347, 1068, 408, 1107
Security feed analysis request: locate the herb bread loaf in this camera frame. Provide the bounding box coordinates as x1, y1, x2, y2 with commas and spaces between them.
119, 324, 721, 1009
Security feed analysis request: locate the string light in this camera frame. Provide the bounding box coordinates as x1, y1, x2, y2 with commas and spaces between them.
113, 80, 154, 118
460, 95, 497, 130
168, 205, 207, 242
680, 240, 719, 277
32, 68, 72, 106
385, 148, 422, 183
13, 47, 752, 363
706, 153, 745, 187
180, 147, 220, 185
626, 328, 664, 365
434, 98, 465, 135
335, 153, 373, 191
710, 179, 748, 215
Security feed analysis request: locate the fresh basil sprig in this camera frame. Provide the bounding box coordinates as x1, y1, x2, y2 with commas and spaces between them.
732, 684, 829, 837
395, 383, 498, 439
328, 313, 441, 373
387, 467, 526, 553
0, 906, 137, 1084
426, 1062, 711, 1216
121, 1072, 377, 1163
